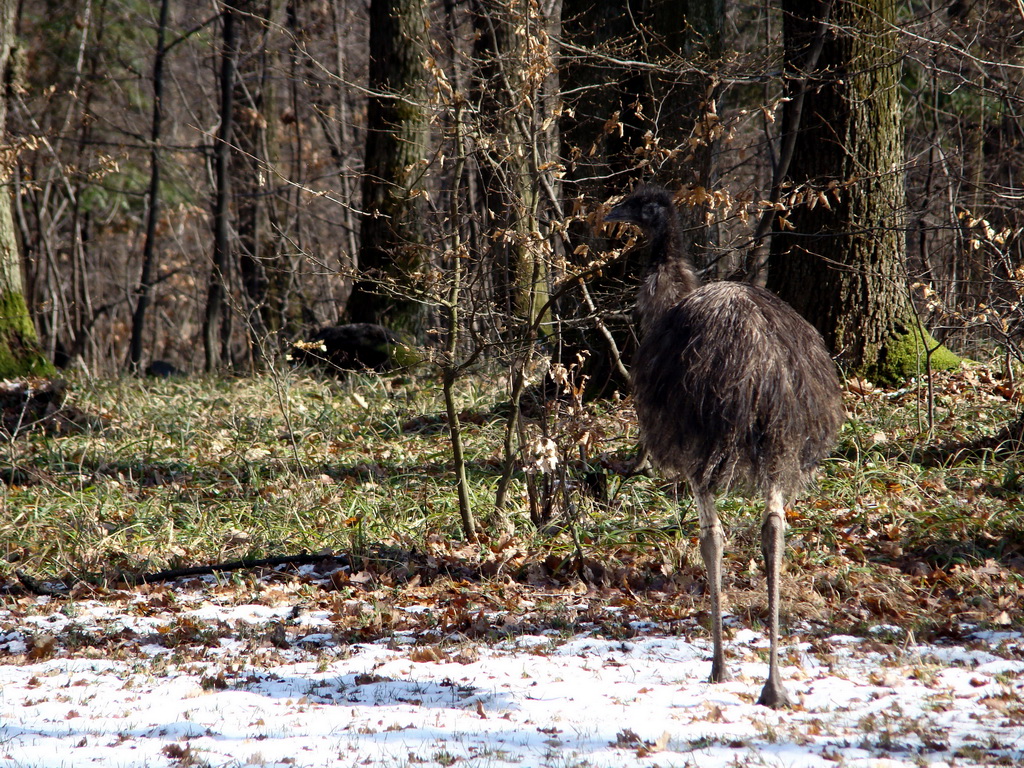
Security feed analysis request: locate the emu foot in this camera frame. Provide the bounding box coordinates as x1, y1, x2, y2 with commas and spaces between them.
756, 679, 792, 709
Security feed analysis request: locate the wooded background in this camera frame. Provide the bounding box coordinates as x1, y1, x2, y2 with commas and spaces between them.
2, 0, 1022, 384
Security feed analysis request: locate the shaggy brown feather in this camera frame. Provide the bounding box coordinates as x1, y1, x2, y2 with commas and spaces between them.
633, 281, 842, 495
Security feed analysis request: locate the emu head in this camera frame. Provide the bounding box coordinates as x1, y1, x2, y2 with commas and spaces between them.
604, 185, 681, 268
604, 186, 676, 230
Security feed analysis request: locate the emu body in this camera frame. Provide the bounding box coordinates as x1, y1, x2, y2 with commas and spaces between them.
605, 186, 843, 707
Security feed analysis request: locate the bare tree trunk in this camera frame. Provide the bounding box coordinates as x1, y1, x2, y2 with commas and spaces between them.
299, 0, 361, 319
470, 0, 567, 344
128, 0, 170, 373
204, 2, 238, 373
325, 1, 360, 280
442, 107, 477, 543
345, 0, 430, 335
233, 0, 290, 368
233, 0, 270, 367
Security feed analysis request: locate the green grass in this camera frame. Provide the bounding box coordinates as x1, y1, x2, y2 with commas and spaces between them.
2, 361, 1023, 638
1, 372, 509, 579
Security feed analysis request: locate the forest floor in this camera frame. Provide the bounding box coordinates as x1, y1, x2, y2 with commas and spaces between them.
1, 361, 1023, 767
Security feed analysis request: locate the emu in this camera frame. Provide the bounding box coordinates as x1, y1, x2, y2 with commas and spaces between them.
604, 186, 844, 708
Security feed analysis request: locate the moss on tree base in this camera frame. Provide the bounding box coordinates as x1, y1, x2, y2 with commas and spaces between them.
864, 325, 960, 386
0, 290, 54, 379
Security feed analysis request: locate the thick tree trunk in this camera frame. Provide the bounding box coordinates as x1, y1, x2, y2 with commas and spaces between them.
768, 0, 958, 383
346, 0, 430, 335
0, 0, 52, 378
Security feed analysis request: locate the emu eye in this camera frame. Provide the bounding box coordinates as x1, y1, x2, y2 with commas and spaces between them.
642, 202, 660, 221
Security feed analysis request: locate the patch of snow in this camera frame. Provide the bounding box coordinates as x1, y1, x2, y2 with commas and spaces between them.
2, 596, 1023, 768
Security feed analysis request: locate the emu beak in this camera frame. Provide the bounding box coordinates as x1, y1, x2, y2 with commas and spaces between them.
603, 203, 634, 225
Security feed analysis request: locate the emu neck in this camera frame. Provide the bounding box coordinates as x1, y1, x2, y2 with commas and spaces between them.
635, 214, 700, 336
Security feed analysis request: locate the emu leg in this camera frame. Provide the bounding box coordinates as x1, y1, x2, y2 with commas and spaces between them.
696, 490, 728, 683
757, 488, 792, 708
